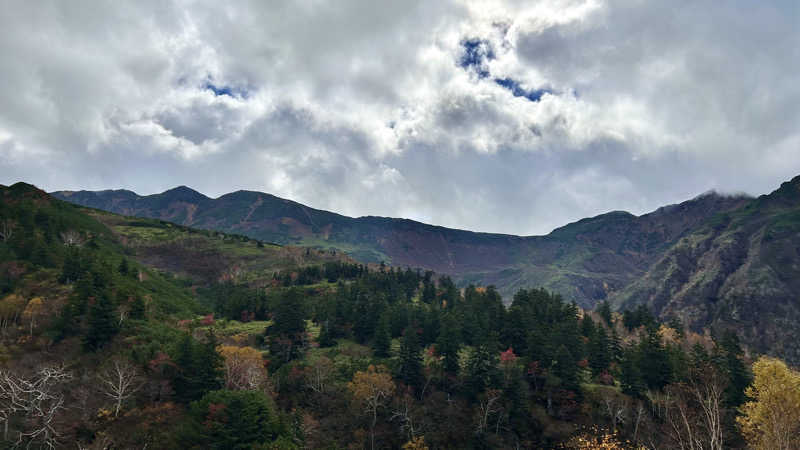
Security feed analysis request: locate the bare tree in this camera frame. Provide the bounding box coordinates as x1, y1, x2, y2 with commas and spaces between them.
632, 400, 647, 444
475, 389, 503, 435
390, 393, 419, 442
600, 388, 628, 431
98, 359, 143, 417
59, 230, 85, 247
0, 365, 72, 449
655, 362, 727, 450
686, 363, 726, 450
305, 355, 334, 394
0, 219, 14, 243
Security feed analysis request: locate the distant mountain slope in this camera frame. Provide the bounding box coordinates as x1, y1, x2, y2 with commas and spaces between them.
52, 185, 751, 306
610, 175, 800, 363
46, 176, 800, 364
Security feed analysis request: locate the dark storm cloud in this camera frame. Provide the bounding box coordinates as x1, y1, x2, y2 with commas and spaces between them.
0, 0, 798, 234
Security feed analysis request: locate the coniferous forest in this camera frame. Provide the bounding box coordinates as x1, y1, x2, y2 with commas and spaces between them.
2, 183, 799, 449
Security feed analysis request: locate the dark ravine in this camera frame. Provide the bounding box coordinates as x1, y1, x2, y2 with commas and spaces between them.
52, 175, 800, 363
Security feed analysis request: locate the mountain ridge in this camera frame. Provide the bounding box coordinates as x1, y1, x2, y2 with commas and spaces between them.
44, 175, 800, 364
51, 183, 753, 302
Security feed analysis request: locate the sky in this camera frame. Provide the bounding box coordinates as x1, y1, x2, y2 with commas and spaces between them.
1, 0, 799, 235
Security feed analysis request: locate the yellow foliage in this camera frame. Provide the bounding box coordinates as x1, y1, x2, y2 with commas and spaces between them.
22, 297, 45, 318
348, 364, 395, 410
563, 427, 644, 449
737, 356, 800, 450
217, 345, 267, 390
96, 408, 113, 421
402, 436, 429, 450
22, 297, 45, 335
0, 294, 26, 321
658, 324, 679, 345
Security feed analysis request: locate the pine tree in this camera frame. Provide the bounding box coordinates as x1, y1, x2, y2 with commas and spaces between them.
373, 314, 391, 357
266, 288, 307, 364
421, 281, 436, 304
717, 330, 751, 406
174, 332, 223, 403
118, 258, 129, 276
638, 325, 671, 389
317, 319, 336, 348
588, 326, 611, 377
194, 330, 223, 395
83, 293, 118, 351
610, 328, 623, 364
60, 247, 82, 284
619, 349, 645, 397
437, 314, 462, 375
580, 315, 596, 338
464, 340, 499, 398
129, 296, 146, 320
597, 300, 613, 326
174, 333, 197, 403
398, 326, 423, 392
553, 344, 579, 391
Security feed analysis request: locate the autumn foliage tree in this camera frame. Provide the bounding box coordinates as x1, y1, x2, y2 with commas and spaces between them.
348, 365, 396, 450
217, 345, 267, 391
737, 356, 800, 450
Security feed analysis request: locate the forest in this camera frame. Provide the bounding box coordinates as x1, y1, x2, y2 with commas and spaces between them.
1, 183, 799, 449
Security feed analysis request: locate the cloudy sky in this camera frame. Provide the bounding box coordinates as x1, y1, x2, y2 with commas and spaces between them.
1, 1, 799, 235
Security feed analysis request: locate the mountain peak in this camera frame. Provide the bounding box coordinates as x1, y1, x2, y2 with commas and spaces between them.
159, 185, 209, 201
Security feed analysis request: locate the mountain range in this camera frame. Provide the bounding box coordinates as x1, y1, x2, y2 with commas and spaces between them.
52, 175, 800, 362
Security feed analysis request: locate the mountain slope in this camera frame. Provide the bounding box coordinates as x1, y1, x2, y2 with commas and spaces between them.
52, 185, 751, 306
610, 176, 800, 363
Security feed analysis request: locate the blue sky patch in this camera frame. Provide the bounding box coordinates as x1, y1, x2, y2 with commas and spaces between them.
204, 81, 248, 99
459, 38, 494, 78
494, 77, 551, 102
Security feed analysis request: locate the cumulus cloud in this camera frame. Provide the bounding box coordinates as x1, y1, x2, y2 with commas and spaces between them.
0, 0, 798, 234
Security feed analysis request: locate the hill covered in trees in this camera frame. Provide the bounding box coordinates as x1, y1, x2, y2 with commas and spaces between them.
52, 176, 800, 367
3, 182, 800, 448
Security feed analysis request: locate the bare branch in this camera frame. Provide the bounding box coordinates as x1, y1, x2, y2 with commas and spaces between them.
97, 359, 143, 417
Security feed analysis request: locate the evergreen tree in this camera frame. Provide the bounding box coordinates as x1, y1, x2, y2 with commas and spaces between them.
83, 292, 118, 351
580, 315, 596, 338
610, 328, 623, 364
437, 313, 462, 375
638, 325, 671, 389
317, 319, 336, 348
59, 247, 82, 284
397, 326, 423, 392
552, 344, 579, 391
129, 296, 146, 320
597, 300, 613, 326
174, 332, 223, 403
588, 326, 611, 377
717, 330, 751, 406
194, 330, 223, 395
464, 339, 499, 398
118, 258, 129, 276
174, 333, 198, 403
373, 314, 391, 357
619, 348, 645, 397
421, 280, 436, 304
266, 288, 307, 364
